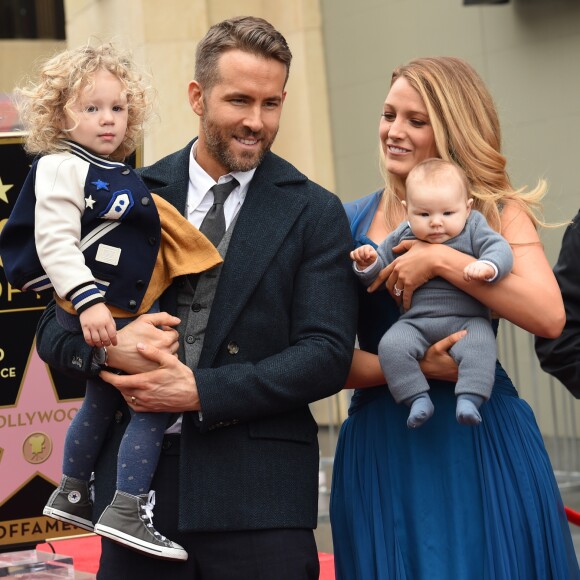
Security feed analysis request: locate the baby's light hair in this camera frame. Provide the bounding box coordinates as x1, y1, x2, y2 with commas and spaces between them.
15, 43, 153, 161
406, 158, 470, 202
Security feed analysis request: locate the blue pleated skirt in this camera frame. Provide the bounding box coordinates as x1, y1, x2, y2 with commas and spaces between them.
330, 364, 580, 579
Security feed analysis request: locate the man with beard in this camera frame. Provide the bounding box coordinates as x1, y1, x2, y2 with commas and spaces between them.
35, 16, 357, 580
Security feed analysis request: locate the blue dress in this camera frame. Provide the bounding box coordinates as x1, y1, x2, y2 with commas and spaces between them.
330, 191, 580, 579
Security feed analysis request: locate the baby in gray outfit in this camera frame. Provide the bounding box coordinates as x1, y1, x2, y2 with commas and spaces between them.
352, 159, 513, 428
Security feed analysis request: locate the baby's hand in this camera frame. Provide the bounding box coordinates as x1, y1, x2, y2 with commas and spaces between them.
350, 245, 378, 269
79, 303, 117, 347
463, 261, 495, 282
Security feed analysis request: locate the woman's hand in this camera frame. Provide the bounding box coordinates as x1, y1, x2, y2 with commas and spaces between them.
419, 330, 466, 382
346, 330, 465, 389
106, 312, 180, 375
368, 240, 445, 310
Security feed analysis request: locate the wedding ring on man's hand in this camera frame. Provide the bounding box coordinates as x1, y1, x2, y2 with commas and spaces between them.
130, 396, 137, 405
394, 285, 403, 297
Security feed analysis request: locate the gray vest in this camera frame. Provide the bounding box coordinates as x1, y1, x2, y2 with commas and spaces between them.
177, 213, 239, 367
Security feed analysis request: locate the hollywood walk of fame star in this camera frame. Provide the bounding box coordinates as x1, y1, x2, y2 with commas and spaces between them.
85, 195, 96, 209
92, 179, 109, 191
0, 176, 14, 204
0, 345, 82, 506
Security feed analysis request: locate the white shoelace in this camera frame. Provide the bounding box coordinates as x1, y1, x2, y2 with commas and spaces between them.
89, 473, 95, 504
141, 490, 168, 541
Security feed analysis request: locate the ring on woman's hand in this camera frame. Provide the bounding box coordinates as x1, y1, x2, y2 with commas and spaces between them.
394, 285, 403, 297
130, 396, 137, 405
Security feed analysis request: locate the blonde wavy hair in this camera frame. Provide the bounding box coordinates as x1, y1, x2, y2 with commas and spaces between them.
379, 56, 546, 233
15, 43, 153, 161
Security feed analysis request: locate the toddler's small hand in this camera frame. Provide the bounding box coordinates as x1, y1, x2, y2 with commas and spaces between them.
79, 303, 118, 347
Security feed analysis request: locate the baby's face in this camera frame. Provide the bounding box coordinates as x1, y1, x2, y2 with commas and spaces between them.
64, 69, 128, 157
404, 180, 472, 244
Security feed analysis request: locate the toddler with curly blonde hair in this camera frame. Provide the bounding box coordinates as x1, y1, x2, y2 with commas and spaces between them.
0, 43, 222, 561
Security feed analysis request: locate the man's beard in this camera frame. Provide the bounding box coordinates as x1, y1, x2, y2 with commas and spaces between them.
201, 112, 278, 173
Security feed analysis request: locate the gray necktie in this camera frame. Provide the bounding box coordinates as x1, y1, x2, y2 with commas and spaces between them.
199, 178, 239, 247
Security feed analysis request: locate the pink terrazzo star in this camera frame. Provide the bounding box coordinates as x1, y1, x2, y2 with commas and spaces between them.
0, 345, 81, 505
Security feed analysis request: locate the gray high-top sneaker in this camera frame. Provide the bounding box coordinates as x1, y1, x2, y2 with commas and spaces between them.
43, 475, 94, 531
94, 490, 188, 561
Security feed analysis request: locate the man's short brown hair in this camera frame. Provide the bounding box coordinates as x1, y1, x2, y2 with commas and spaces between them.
195, 16, 292, 92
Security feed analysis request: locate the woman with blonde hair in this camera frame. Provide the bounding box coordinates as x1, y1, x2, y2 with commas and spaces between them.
330, 56, 579, 579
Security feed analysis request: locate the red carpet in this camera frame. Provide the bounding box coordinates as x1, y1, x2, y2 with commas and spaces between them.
37, 535, 336, 579
37, 536, 100, 574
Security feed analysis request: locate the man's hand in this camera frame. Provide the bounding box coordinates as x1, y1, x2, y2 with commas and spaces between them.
101, 342, 200, 413
106, 312, 180, 374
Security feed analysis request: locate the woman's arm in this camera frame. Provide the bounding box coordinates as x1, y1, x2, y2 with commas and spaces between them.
345, 349, 384, 388
370, 202, 564, 338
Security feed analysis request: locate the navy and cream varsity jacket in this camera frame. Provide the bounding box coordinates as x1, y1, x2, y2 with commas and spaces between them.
0, 140, 160, 314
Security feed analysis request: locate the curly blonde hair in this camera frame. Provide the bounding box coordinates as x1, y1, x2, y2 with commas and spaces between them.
15, 43, 153, 161
379, 56, 546, 233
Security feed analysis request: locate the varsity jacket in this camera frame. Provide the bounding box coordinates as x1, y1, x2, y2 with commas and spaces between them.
0, 140, 160, 314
